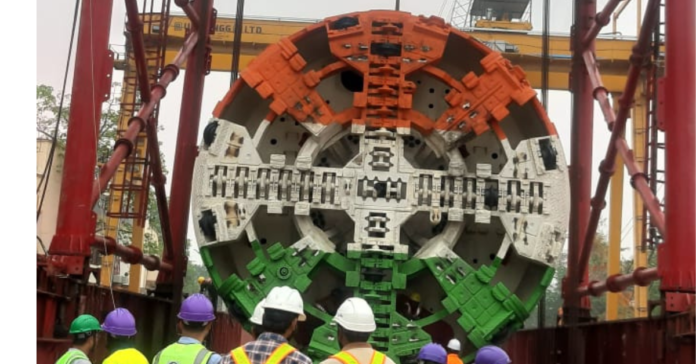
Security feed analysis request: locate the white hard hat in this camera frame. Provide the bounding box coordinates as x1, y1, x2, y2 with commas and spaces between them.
250, 299, 266, 325
447, 338, 461, 351
263, 286, 306, 321
333, 297, 376, 333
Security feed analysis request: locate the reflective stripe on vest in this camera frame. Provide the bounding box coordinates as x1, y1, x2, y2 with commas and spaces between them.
230, 343, 296, 364
153, 342, 212, 364
331, 350, 387, 364
56, 350, 89, 364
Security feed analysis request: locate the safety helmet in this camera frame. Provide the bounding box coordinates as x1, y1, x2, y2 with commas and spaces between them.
69, 314, 102, 335
102, 308, 137, 337
447, 338, 461, 351
474, 346, 511, 364
263, 286, 306, 321
410, 292, 421, 303
197, 277, 206, 285
417, 343, 447, 364
250, 299, 266, 325
334, 297, 376, 333
178, 293, 216, 323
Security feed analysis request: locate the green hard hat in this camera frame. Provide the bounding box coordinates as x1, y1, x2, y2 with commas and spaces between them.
69, 314, 103, 335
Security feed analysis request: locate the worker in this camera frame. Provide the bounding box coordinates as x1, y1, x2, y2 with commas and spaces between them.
249, 299, 266, 339
320, 297, 396, 364
445, 339, 463, 364
101, 308, 149, 364
152, 294, 222, 364
220, 286, 312, 364
473, 346, 510, 364
416, 343, 447, 364
55, 314, 103, 364
407, 292, 422, 319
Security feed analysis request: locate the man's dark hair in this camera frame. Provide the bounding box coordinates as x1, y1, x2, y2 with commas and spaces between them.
72, 333, 92, 345
181, 320, 209, 334
338, 326, 372, 343
418, 360, 442, 364
261, 308, 298, 334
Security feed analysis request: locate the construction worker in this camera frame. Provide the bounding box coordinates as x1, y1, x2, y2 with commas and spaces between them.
416, 343, 447, 364
220, 286, 311, 364
249, 299, 266, 339
101, 308, 149, 364
445, 339, 463, 364
152, 294, 222, 364
320, 297, 395, 364
55, 314, 103, 364
473, 346, 510, 364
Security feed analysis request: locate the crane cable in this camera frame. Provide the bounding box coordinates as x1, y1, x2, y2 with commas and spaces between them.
36, 0, 81, 222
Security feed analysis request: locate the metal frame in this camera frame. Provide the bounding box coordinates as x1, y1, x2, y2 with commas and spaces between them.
565, 0, 695, 320
39, 1, 215, 361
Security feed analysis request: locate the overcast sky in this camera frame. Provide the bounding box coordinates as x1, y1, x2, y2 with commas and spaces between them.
37, 0, 650, 264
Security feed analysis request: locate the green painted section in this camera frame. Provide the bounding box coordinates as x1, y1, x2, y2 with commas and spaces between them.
202, 241, 555, 364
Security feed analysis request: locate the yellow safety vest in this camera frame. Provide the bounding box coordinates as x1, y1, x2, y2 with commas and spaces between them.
230, 343, 296, 364
102, 348, 149, 364
330, 350, 387, 364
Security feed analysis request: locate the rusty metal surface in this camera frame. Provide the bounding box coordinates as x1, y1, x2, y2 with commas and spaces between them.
503, 312, 695, 364
209, 312, 253, 354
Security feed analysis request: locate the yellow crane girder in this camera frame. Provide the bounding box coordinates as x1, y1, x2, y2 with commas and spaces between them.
138, 14, 644, 92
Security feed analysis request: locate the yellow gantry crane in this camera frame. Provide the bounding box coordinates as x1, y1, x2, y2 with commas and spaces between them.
108, 4, 656, 317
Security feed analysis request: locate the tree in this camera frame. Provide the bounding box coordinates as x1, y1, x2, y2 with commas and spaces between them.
182, 238, 209, 295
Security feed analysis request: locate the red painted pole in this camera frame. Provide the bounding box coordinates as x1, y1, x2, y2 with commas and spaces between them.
145, 118, 175, 262
576, 0, 661, 290
565, 0, 596, 322
90, 31, 200, 206
124, 0, 152, 103
578, 267, 659, 297
91, 236, 172, 272
659, 0, 696, 294
582, 0, 622, 47
158, 0, 213, 301
48, 0, 113, 272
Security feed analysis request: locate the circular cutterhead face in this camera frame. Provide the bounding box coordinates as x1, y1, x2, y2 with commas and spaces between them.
192, 10, 569, 363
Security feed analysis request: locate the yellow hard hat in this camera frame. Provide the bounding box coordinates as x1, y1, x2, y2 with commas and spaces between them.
197, 276, 205, 284
409, 292, 421, 303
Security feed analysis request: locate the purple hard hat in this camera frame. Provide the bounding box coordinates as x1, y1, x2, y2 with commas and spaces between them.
102, 308, 137, 337
417, 343, 447, 364
474, 346, 511, 364
178, 293, 216, 322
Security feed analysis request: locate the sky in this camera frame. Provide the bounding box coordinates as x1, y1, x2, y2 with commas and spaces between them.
36, 0, 652, 265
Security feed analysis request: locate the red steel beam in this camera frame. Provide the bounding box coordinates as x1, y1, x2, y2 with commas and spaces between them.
157, 0, 213, 310
90, 30, 199, 206
565, 0, 596, 319
576, 0, 661, 292
175, 0, 200, 30
91, 236, 172, 272
582, 0, 622, 47
615, 138, 665, 232
124, 0, 151, 103
659, 0, 696, 294
48, 0, 113, 267
145, 118, 174, 262
583, 51, 616, 129
578, 267, 659, 297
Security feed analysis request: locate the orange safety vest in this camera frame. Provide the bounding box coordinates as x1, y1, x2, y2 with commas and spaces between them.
330, 350, 387, 364
230, 343, 296, 364
447, 353, 463, 364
